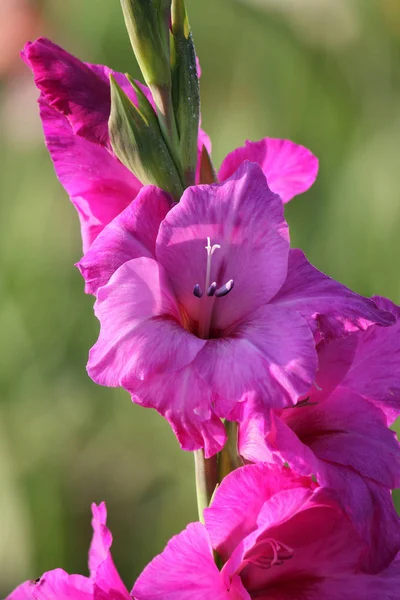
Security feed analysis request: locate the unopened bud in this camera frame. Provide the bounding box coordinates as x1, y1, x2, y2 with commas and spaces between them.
109, 75, 183, 200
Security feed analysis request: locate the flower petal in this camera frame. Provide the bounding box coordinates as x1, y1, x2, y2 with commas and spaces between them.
271, 249, 395, 338
6, 582, 35, 600
338, 313, 400, 424
37, 102, 141, 252
132, 523, 234, 599
204, 464, 315, 559
127, 366, 226, 457
194, 304, 317, 413
22, 38, 133, 146
218, 138, 318, 203
31, 570, 93, 600
89, 503, 129, 599
77, 186, 171, 294
88, 258, 206, 387
156, 161, 289, 331
285, 563, 400, 600
320, 467, 400, 574
286, 390, 400, 489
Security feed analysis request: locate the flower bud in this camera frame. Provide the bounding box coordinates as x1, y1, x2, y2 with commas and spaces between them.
109, 75, 184, 200
120, 0, 171, 89
171, 0, 200, 187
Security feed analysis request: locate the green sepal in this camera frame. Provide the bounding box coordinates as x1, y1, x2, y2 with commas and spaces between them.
171, 0, 200, 187
109, 75, 183, 200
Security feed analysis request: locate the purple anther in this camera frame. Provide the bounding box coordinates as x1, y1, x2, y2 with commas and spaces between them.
193, 284, 203, 298
207, 282, 217, 297
215, 279, 234, 297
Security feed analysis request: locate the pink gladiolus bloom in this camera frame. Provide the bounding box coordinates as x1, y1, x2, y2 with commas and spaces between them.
133, 463, 400, 599
237, 297, 400, 572
22, 38, 320, 253
79, 161, 393, 456
6, 503, 131, 600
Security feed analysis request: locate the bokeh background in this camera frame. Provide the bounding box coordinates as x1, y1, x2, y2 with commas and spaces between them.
1, 0, 400, 593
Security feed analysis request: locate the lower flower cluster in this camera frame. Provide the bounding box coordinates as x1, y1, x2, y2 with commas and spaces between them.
9, 464, 400, 599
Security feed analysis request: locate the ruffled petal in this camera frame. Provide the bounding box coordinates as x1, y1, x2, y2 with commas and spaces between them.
218, 138, 318, 203
77, 187, 171, 294
271, 249, 395, 338
132, 523, 233, 599
89, 503, 129, 599
193, 305, 317, 414
127, 366, 226, 457
88, 258, 205, 387
156, 162, 289, 332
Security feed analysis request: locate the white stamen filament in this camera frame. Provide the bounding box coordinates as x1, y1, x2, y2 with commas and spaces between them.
205, 237, 220, 292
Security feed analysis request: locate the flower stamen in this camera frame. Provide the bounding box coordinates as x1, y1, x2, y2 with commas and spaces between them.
215, 279, 234, 297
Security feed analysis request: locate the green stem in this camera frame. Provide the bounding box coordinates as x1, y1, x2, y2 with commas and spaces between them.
194, 449, 218, 523
218, 421, 243, 482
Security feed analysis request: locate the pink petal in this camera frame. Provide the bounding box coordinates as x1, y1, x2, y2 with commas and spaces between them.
285, 565, 400, 600
6, 581, 35, 600
89, 503, 129, 599
204, 464, 315, 559
21, 38, 136, 146
232, 492, 362, 593
38, 102, 141, 252
156, 162, 289, 332
339, 315, 400, 424
31, 570, 93, 600
286, 390, 400, 489
132, 523, 233, 599
238, 403, 319, 475
320, 467, 400, 574
77, 186, 171, 294
194, 304, 317, 413
88, 258, 205, 387
127, 366, 226, 457
218, 138, 318, 203
271, 249, 395, 338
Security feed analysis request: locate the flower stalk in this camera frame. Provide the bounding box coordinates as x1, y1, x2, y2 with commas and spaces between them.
194, 449, 218, 522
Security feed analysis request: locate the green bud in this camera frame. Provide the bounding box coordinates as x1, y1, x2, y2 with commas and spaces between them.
171, 0, 200, 187
120, 0, 171, 89
109, 75, 184, 200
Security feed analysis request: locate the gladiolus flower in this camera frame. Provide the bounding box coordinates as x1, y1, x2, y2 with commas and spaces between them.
237, 297, 400, 572
80, 162, 393, 456
133, 464, 400, 599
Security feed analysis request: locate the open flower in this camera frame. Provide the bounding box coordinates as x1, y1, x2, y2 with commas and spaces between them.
237, 297, 400, 571
133, 463, 400, 599
80, 162, 393, 456
6, 503, 130, 600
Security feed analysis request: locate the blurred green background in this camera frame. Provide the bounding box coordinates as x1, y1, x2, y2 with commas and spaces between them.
1, 0, 400, 594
